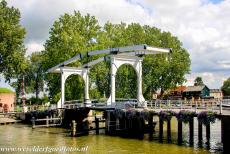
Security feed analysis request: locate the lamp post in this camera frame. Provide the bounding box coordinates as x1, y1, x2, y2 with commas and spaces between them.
21, 76, 27, 113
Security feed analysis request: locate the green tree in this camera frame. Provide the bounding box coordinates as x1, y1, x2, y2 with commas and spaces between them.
116, 65, 137, 99
43, 11, 191, 102
194, 76, 204, 86
221, 78, 230, 96
42, 11, 101, 102
25, 52, 44, 100
0, 0, 27, 82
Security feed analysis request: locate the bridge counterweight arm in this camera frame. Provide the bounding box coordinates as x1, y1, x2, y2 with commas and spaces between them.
82, 56, 108, 68
47, 54, 83, 73
47, 44, 171, 73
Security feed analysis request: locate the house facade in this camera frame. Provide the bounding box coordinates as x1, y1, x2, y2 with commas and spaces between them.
210, 89, 223, 99
182, 85, 210, 99
168, 86, 186, 100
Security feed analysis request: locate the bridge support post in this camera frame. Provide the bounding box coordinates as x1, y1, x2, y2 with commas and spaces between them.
206, 122, 210, 143
32, 117, 35, 129
46, 116, 49, 127
84, 69, 91, 107
105, 111, 111, 134
61, 70, 65, 108
178, 120, 183, 145
167, 119, 171, 142
71, 120, 76, 136
198, 119, 203, 146
159, 118, 163, 142
136, 59, 146, 107
189, 118, 194, 145
148, 114, 154, 141
221, 115, 230, 154
95, 117, 99, 135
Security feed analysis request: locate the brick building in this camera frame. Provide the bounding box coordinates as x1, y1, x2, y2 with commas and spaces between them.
0, 88, 15, 112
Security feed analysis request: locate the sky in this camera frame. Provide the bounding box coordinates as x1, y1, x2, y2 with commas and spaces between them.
1, 0, 230, 90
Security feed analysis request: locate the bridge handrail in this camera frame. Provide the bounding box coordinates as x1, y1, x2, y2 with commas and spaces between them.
146, 99, 226, 114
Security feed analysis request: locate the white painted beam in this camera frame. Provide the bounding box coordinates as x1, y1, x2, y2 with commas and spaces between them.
47, 45, 171, 73
82, 56, 108, 68
47, 54, 82, 73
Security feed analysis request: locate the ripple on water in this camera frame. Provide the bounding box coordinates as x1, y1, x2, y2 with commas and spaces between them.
0, 121, 222, 154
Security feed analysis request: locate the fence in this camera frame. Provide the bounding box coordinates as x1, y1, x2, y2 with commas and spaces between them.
31, 116, 62, 128
146, 99, 229, 114
15, 105, 50, 112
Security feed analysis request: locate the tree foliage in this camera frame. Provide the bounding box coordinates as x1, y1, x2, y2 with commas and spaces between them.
0, 0, 27, 82
116, 65, 137, 99
42, 11, 191, 102
221, 78, 230, 96
42, 11, 101, 102
194, 76, 204, 86
25, 52, 44, 99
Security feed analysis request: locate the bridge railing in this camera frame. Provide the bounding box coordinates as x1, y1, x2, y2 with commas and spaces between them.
14, 105, 51, 112
146, 99, 228, 114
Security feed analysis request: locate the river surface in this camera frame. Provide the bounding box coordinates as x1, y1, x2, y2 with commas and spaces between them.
0, 118, 222, 154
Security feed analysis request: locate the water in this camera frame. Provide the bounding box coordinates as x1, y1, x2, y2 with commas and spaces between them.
0, 118, 222, 154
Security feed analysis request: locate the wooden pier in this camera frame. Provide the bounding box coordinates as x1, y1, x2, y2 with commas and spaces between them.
70, 116, 106, 136
31, 116, 62, 129
0, 112, 21, 125
0, 117, 21, 125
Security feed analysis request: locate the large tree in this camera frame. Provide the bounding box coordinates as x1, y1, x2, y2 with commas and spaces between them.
0, 0, 27, 82
43, 11, 191, 102
43, 11, 101, 102
221, 78, 230, 96
24, 52, 44, 100
194, 76, 204, 86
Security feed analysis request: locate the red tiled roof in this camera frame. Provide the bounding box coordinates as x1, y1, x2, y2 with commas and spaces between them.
170, 86, 186, 92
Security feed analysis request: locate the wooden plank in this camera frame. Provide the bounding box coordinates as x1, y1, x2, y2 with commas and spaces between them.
33, 124, 61, 128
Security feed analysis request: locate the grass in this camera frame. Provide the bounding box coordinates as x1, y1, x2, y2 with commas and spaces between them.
0, 87, 14, 93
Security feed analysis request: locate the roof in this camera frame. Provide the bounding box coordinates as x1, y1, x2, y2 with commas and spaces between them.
0, 88, 14, 93
210, 89, 222, 93
184, 85, 208, 92
171, 86, 186, 92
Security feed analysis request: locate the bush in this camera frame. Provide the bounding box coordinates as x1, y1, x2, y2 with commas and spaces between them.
158, 110, 174, 122
197, 111, 217, 126
176, 110, 196, 123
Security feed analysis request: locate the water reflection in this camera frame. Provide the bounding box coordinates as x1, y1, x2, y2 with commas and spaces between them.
0, 118, 222, 154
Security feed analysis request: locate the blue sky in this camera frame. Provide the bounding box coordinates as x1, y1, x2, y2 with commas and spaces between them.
1, 0, 230, 90
210, 0, 224, 4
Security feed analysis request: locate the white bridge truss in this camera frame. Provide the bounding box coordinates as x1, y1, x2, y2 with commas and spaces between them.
48, 44, 170, 108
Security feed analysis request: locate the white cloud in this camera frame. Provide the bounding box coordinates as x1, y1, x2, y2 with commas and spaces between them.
26, 42, 44, 55
185, 71, 228, 88
6, 0, 230, 88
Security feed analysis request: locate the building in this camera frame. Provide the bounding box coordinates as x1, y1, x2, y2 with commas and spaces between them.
210, 89, 223, 100
168, 86, 186, 100
0, 88, 15, 112
182, 85, 210, 99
